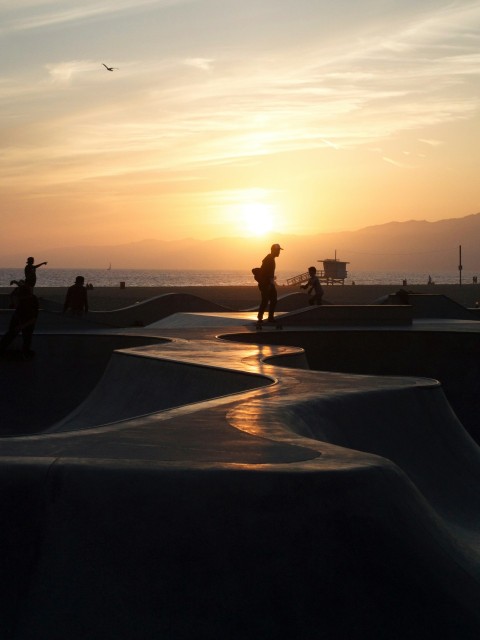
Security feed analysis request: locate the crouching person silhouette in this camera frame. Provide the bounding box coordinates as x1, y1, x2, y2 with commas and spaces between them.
0, 285, 39, 359
301, 266, 324, 305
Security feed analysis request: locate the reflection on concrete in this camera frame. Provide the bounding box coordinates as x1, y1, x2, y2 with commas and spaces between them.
1, 299, 480, 638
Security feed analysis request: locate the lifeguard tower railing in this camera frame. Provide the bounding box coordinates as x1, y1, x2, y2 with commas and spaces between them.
286, 258, 349, 286
286, 271, 312, 286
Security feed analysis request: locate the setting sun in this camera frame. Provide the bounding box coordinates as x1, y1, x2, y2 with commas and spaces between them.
241, 202, 274, 236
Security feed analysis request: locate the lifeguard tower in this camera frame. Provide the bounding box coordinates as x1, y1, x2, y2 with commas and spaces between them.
287, 252, 349, 286
321, 256, 349, 285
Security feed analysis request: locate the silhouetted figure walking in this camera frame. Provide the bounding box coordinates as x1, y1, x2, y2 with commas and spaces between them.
257, 243, 283, 325
0, 285, 39, 359
24, 257, 47, 289
301, 266, 324, 305
63, 276, 89, 316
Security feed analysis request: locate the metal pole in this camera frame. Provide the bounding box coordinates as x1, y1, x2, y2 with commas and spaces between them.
459, 245, 462, 285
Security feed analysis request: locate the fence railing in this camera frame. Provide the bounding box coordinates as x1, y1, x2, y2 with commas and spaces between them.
286, 270, 347, 286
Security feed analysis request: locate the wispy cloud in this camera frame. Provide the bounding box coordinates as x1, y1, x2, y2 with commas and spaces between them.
382, 156, 411, 168
45, 60, 100, 83
0, 0, 192, 33
418, 138, 444, 147
183, 58, 214, 72
1, 1, 480, 187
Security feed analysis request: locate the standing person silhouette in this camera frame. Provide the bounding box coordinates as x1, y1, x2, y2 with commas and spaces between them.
24, 257, 47, 289
63, 276, 89, 316
257, 243, 283, 326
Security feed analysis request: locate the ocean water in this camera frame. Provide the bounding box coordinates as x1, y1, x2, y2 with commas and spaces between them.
0, 267, 476, 288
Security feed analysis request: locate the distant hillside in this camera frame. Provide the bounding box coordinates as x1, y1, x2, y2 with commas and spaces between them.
2, 213, 480, 272
310, 214, 480, 272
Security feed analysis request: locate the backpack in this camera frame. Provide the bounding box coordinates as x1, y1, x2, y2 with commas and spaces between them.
252, 267, 262, 282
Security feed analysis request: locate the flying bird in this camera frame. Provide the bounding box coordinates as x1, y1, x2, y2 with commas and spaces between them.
102, 63, 118, 72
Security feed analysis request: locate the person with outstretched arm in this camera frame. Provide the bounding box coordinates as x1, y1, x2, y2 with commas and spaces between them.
24, 257, 47, 289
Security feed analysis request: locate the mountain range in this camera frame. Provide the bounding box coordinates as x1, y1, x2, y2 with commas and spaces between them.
2, 213, 480, 273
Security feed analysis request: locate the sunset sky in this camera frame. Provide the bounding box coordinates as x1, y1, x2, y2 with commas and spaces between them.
1, 0, 479, 256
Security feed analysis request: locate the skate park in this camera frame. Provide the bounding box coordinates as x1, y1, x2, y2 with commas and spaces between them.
1, 291, 480, 638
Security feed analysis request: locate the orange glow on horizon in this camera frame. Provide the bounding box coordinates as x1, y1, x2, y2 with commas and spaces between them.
1, 1, 480, 261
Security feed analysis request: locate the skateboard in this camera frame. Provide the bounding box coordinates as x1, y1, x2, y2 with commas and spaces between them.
255, 320, 283, 331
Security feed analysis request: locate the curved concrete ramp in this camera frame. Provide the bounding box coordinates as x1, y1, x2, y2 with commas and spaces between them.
277, 303, 412, 326
0, 309, 96, 331
225, 372, 480, 635
224, 328, 480, 445
244, 291, 309, 312
153, 303, 413, 329
86, 293, 231, 327
28, 293, 232, 328
384, 292, 480, 319
148, 310, 259, 328
229, 379, 480, 525
2, 329, 480, 637
50, 348, 272, 432
0, 334, 167, 436
3, 366, 480, 638
87, 291, 309, 326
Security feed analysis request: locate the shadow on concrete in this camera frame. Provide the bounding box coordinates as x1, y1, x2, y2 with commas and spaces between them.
0, 335, 167, 435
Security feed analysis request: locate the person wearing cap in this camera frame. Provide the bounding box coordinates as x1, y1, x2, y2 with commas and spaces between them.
257, 243, 283, 324
63, 276, 89, 316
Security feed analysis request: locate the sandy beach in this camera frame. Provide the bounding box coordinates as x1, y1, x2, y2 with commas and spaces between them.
2, 283, 477, 311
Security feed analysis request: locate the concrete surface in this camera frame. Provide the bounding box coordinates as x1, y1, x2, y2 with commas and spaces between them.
1, 293, 480, 638
385, 292, 480, 319
49, 346, 272, 433
276, 303, 412, 326
0, 334, 167, 435
224, 325, 480, 445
